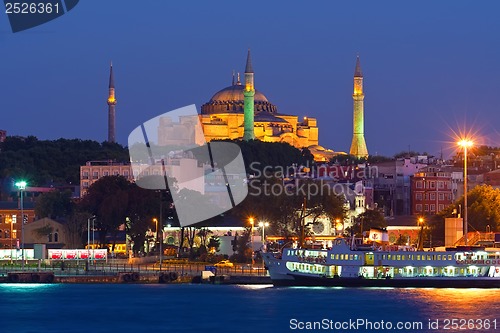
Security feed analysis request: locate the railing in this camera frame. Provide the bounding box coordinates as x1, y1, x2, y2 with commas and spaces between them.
453, 232, 495, 246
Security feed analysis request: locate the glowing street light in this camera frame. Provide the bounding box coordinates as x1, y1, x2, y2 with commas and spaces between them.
458, 139, 473, 245
417, 216, 425, 251
258, 221, 269, 252
249, 217, 254, 266
15, 181, 27, 270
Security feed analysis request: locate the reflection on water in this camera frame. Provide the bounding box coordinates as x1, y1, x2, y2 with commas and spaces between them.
0, 284, 498, 333
0, 283, 57, 293
400, 288, 500, 318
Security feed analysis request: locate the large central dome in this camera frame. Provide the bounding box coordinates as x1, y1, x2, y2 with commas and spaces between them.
211, 84, 269, 103
201, 83, 278, 115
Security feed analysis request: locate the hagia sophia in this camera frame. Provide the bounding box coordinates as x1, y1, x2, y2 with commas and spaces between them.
112, 51, 369, 161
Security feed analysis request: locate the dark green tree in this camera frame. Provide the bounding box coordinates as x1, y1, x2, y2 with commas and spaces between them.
438, 185, 500, 233
35, 189, 74, 219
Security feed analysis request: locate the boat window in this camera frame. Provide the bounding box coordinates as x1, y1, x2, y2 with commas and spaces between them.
349, 255, 353, 260
437, 255, 441, 260
382, 254, 386, 260
402, 255, 406, 260
448, 255, 452, 260
388, 254, 392, 260
397, 255, 401, 260
354, 255, 359, 260
427, 255, 431, 260
340, 254, 344, 260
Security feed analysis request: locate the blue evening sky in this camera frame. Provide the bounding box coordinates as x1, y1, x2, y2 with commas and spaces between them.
1, 1, 499, 157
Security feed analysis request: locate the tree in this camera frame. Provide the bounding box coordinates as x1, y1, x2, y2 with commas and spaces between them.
35, 190, 74, 219
439, 185, 500, 233
233, 177, 346, 243
350, 209, 387, 236
79, 176, 130, 248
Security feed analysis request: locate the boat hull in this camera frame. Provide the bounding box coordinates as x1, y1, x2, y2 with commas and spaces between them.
273, 274, 500, 288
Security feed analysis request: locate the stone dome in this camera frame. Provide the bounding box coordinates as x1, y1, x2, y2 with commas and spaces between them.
210, 84, 269, 103
201, 83, 278, 115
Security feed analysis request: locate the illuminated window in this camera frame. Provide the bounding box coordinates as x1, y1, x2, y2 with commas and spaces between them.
397, 255, 401, 260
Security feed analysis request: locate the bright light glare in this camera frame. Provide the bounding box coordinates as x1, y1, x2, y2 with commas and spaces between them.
458, 139, 473, 147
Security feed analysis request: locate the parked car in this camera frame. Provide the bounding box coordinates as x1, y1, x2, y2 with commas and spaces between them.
214, 260, 234, 268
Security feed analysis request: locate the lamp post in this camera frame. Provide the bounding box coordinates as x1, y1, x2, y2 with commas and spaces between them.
249, 218, 254, 267
258, 221, 269, 252
458, 139, 473, 245
15, 181, 27, 270
335, 218, 343, 236
417, 217, 425, 251
87, 215, 96, 269
153, 218, 159, 257
9, 215, 15, 263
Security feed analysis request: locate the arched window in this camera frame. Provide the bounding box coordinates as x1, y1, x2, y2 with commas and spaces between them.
0, 229, 2, 238
48, 233, 52, 242
5, 230, 9, 238
54, 232, 59, 243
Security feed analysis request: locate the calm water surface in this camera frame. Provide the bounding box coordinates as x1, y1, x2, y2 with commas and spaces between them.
0, 284, 499, 333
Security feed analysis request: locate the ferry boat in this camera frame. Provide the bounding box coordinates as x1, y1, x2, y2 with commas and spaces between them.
262, 238, 500, 288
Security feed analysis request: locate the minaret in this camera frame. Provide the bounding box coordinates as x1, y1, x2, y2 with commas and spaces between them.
349, 56, 368, 158
107, 62, 117, 143
243, 49, 255, 141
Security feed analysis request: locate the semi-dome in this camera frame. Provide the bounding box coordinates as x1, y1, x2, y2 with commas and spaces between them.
201, 83, 278, 115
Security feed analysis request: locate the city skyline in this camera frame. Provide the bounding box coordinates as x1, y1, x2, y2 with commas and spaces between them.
1, 1, 500, 157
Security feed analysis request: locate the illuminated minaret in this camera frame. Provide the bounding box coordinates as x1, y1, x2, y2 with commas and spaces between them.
243, 49, 255, 141
349, 56, 368, 158
107, 62, 117, 143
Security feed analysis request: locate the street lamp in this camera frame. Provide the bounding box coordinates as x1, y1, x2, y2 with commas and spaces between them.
335, 218, 343, 236
8, 215, 16, 263
258, 221, 269, 252
87, 215, 96, 269
249, 217, 254, 267
417, 217, 425, 251
15, 181, 26, 270
458, 139, 473, 245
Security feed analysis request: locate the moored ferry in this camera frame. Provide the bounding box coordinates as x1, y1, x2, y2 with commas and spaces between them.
262, 238, 500, 288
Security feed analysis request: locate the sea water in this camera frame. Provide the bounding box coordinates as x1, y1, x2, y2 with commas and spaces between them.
0, 284, 499, 333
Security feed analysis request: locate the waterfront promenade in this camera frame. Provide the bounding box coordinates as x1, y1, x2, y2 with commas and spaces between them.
0, 259, 270, 284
